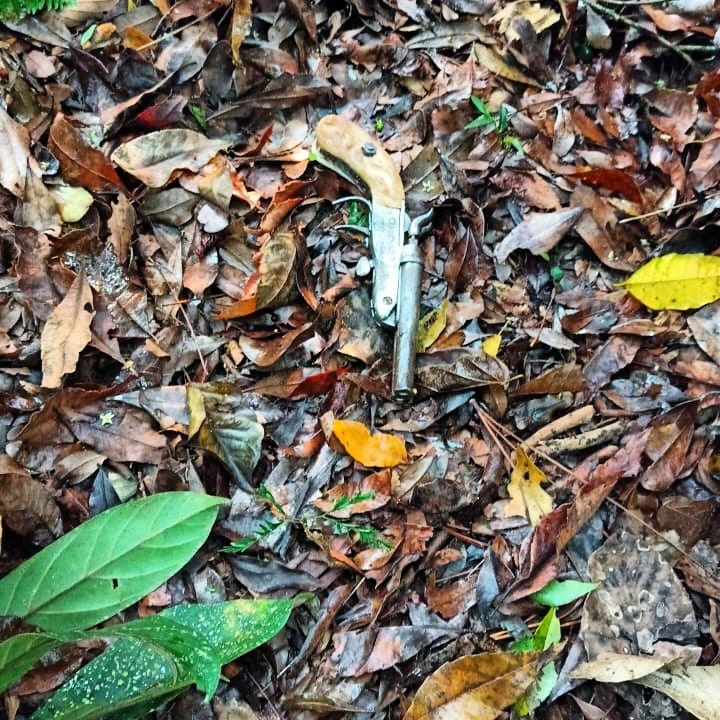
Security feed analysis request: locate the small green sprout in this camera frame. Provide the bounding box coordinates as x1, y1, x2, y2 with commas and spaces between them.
188, 104, 207, 131
465, 96, 524, 156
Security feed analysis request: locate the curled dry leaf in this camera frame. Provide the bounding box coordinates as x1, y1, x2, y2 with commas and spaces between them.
403, 650, 550, 720
0, 104, 32, 197
332, 419, 407, 468
0, 455, 62, 543
111, 129, 233, 188
214, 231, 297, 319
494, 207, 584, 262
415, 348, 510, 394
48, 114, 124, 193
41, 272, 95, 389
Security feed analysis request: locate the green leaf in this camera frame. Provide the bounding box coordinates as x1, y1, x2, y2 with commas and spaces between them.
512, 608, 561, 715
92, 617, 221, 698
0, 632, 60, 693
0, 0, 75, 20
509, 608, 560, 654
515, 661, 558, 716
33, 599, 293, 720
497, 105, 509, 134
0, 492, 226, 632
503, 135, 524, 155
161, 598, 293, 664
464, 115, 494, 130
32, 636, 181, 720
534, 607, 561, 649
531, 579, 599, 607
470, 96, 491, 116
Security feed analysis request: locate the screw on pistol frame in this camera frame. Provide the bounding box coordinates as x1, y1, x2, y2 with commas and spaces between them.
361, 143, 377, 157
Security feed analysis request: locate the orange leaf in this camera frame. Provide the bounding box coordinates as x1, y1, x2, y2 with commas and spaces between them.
332, 419, 407, 468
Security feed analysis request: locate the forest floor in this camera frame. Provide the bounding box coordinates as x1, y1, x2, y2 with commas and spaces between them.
2, 0, 720, 718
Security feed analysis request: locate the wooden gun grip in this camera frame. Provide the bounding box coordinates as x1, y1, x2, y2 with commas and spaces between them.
315, 115, 404, 209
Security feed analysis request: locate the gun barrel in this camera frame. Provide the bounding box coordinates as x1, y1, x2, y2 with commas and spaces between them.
392, 240, 423, 403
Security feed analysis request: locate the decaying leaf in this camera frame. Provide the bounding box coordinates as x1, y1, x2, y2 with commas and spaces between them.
504, 448, 552, 526
41, 272, 95, 389
573, 652, 720, 720
491, 1, 561, 41
495, 207, 584, 262
403, 650, 550, 720
187, 383, 264, 490
111, 129, 233, 187
688, 300, 720, 364
332, 419, 407, 468
0, 455, 62, 543
474, 44, 541, 87
48, 114, 124, 193
0, 104, 32, 197
580, 529, 697, 660
622, 253, 720, 310
214, 231, 297, 319
416, 348, 510, 394
635, 665, 720, 720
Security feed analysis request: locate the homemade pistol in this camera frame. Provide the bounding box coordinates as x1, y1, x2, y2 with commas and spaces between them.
313, 114, 433, 403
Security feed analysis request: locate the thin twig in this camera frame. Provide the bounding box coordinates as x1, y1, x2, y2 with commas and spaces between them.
585, 0, 698, 67
471, 404, 709, 577
619, 189, 720, 224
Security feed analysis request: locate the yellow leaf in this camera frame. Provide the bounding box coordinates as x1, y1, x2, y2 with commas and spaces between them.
332, 420, 407, 468
186, 385, 206, 438
505, 448, 552, 526
474, 44, 540, 88
417, 298, 449, 351
50, 184, 94, 222
622, 253, 720, 310
482, 334, 502, 357
404, 650, 548, 720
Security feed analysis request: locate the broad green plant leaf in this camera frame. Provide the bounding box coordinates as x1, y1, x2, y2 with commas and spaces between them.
622, 253, 720, 310
531, 579, 598, 607
33, 599, 293, 720
32, 635, 180, 720
0, 492, 226, 632
0, 632, 59, 693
